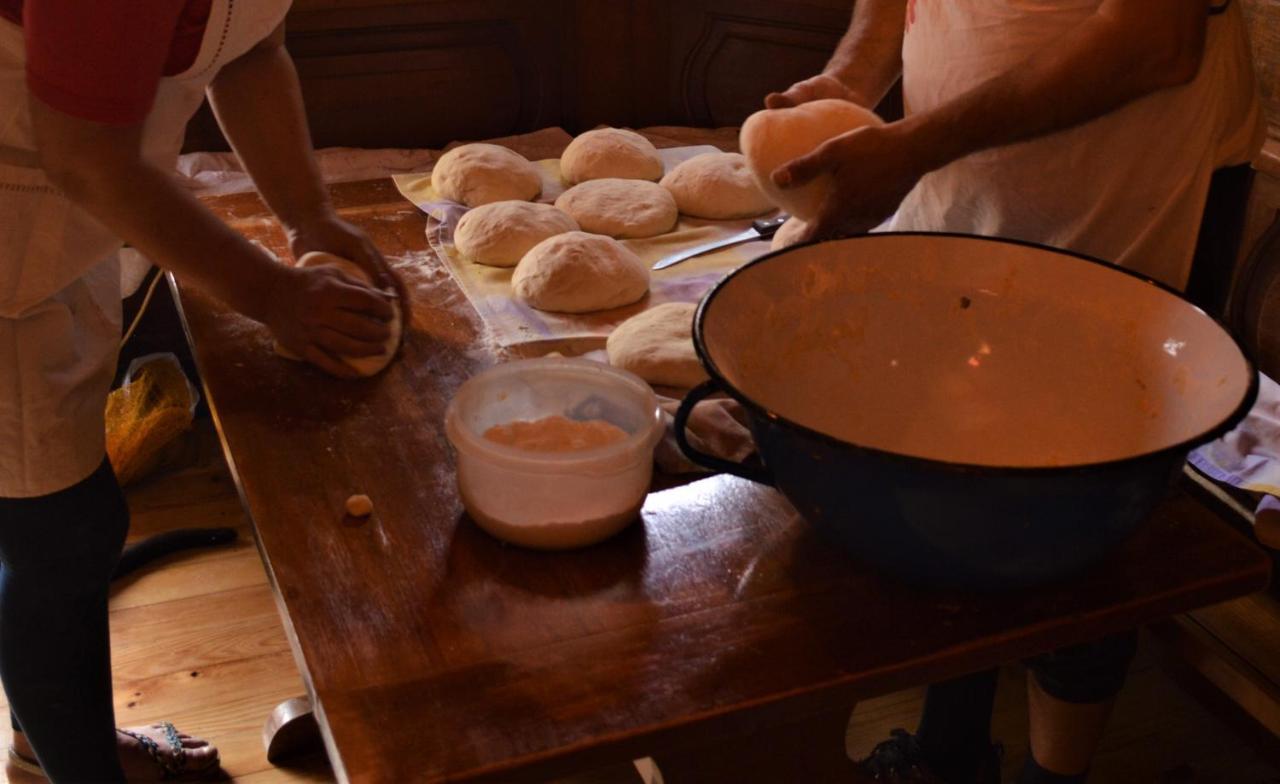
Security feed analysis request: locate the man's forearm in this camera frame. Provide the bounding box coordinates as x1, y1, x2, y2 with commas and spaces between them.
897, 0, 1208, 176
825, 0, 906, 108
207, 24, 332, 233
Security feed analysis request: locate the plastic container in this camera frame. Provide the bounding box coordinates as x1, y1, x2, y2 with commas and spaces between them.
445, 357, 664, 550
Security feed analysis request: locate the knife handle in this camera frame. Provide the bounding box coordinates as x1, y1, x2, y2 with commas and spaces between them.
753, 215, 789, 238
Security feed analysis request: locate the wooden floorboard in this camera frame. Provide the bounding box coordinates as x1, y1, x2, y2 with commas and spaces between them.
1, 423, 1277, 782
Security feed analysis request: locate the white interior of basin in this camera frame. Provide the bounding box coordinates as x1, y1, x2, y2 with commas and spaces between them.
701, 235, 1252, 468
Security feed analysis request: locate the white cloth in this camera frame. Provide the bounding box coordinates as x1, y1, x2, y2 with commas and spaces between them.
1190, 372, 1280, 496
0, 0, 291, 497
887, 0, 1264, 289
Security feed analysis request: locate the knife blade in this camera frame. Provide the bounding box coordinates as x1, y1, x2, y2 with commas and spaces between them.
652, 214, 789, 271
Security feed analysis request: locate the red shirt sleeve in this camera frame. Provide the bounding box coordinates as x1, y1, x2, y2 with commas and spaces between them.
24, 0, 187, 126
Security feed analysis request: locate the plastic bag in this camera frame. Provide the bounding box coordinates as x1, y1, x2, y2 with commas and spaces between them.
105, 353, 200, 487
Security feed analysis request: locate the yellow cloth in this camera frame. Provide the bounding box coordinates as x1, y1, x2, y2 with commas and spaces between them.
393, 147, 779, 347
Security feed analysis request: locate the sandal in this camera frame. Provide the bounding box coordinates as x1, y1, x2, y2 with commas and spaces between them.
7, 722, 219, 781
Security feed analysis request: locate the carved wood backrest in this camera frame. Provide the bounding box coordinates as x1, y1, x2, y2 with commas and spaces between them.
1230, 208, 1280, 378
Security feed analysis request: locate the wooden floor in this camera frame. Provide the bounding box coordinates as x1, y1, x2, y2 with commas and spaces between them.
2, 423, 1278, 783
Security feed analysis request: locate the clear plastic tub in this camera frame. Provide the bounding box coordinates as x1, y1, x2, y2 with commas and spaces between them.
444, 357, 664, 550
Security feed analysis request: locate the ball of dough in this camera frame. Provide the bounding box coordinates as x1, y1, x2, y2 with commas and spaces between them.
660, 153, 774, 220
454, 201, 579, 268
275, 252, 403, 377
555, 179, 678, 239
561, 128, 664, 184
512, 232, 649, 314
740, 99, 884, 221
431, 144, 541, 207
607, 302, 708, 389
771, 216, 810, 251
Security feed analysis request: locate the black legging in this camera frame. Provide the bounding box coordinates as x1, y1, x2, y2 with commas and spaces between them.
0, 459, 128, 783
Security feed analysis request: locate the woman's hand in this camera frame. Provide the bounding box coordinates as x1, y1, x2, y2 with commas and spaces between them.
287, 212, 404, 296
264, 262, 397, 379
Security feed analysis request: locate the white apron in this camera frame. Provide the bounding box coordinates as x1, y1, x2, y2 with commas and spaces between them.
886, 0, 1264, 289
0, 0, 291, 497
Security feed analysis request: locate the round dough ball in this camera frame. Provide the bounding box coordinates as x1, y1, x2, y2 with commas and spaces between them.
513, 232, 649, 314
739, 99, 884, 221
454, 201, 579, 267
431, 144, 541, 207
275, 252, 403, 377
771, 216, 810, 251
346, 494, 374, 517
660, 153, 773, 220
555, 179, 678, 239
561, 128, 664, 184
607, 302, 708, 389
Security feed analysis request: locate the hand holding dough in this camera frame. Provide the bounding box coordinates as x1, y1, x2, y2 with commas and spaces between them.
275, 252, 403, 377
740, 99, 883, 221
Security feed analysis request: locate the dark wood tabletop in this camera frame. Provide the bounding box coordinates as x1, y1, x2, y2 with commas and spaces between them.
173, 136, 1272, 784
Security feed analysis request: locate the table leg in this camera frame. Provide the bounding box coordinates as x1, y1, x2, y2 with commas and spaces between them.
264, 696, 325, 764
650, 704, 863, 783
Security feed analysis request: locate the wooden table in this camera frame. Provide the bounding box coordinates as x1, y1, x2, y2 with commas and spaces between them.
173, 138, 1272, 783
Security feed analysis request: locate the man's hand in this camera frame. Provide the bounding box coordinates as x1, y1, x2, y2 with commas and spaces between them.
265, 262, 397, 379
287, 212, 404, 297
765, 74, 863, 110
772, 123, 928, 240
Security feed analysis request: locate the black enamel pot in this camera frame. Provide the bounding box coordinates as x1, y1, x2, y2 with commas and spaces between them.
675, 234, 1258, 589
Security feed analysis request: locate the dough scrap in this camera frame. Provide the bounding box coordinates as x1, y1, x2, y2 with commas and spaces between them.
607, 302, 708, 389
771, 216, 810, 251
561, 128, 664, 184
274, 252, 402, 377
555, 179, 678, 239
740, 99, 883, 221
454, 201, 578, 267
512, 231, 649, 314
431, 143, 541, 207
660, 152, 774, 220
345, 494, 374, 517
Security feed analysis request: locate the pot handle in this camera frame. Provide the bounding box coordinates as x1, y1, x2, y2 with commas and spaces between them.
674, 380, 774, 486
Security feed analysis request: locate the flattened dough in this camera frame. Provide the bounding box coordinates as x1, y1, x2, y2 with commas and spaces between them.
454, 201, 579, 267
512, 232, 649, 314
555, 179, 678, 239
660, 153, 773, 220
607, 302, 708, 389
274, 252, 403, 377
431, 143, 541, 207
561, 128, 664, 184
740, 99, 883, 221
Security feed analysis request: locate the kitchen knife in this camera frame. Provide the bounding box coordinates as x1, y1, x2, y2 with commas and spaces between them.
652, 214, 789, 271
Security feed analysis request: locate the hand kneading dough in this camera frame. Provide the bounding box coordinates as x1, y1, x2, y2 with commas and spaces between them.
512, 232, 649, 314
607, 302, 708, 389
275, 252, 402, 377
431, 144, 541, 207
740, 99, 883, 221
561, 128, 664, 184
771, 216, 810, 251
453, 201, 578, 267
555, 179, 678, 239
659, 153, 773, 220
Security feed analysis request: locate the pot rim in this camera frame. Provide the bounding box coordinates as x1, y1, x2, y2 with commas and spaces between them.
693, 231, 1260, 477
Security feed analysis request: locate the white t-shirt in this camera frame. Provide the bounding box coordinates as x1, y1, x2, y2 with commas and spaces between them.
885, 0, 1264, 289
